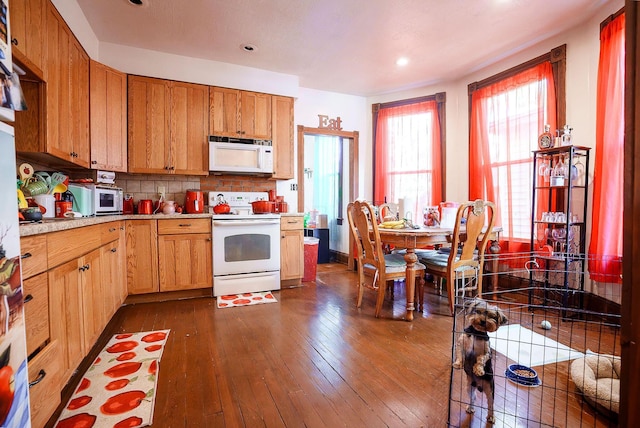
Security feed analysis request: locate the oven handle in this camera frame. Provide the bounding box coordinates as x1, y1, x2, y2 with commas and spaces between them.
212, 220, 281, 227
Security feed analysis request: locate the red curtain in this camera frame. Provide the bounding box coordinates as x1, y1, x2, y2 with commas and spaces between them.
469, 62, 556, 256
588, 13, 625, 284
374, 100, 442, 218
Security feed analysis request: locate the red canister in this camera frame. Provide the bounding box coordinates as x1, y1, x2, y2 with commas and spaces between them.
137, 199, 153, 215
55, 201, 73, 218
123, 194, 134, 214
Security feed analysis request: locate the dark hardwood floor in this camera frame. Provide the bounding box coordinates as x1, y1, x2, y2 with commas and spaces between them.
47, 263, 620, 427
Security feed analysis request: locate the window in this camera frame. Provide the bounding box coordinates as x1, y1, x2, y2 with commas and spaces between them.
588, 11, 624, 284
372, 93, 445, 223
469, 46, 565, 255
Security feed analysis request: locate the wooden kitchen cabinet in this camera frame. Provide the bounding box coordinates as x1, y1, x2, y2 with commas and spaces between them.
100, 221, 127, 317
128, 76, 209, 175
90, 60, 128, 172
157, 219, 212, 292
280, 215, 304, 286
43, 1, 90, 168
9, 0, 46, 74
271, 95, 295, 179
210, 87, 272, 139
28, 340, 62, 428
125, 219, 160, 294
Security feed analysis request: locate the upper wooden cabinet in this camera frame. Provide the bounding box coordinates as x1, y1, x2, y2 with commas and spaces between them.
128, 75, 209, 175
10, 0, 46, 75
90, 60, 127, 172
210, 87, 272, 139
44, 1, 90, 167
271, 95, 294, 179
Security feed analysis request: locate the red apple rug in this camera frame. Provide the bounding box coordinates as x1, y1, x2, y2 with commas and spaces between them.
54, 329, 170, 428
216, 291, 277, 308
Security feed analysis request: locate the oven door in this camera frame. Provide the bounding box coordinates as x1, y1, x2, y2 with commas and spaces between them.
212, 218, 281, 276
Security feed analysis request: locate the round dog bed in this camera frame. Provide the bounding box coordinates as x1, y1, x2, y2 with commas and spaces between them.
569, 351, 620, 417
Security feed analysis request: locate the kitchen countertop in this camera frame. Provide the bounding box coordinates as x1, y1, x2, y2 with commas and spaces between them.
19, 213, 213, 237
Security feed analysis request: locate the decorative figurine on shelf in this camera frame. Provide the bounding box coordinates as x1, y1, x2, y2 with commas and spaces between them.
538, 124, 553, 149
561, 125, 573, 146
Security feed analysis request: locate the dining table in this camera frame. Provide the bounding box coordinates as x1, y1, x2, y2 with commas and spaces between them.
350, 225, 502, 321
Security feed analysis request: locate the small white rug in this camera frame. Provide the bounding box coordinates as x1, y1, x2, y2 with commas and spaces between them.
216, 291, 277, 308
488, 324, 584, 368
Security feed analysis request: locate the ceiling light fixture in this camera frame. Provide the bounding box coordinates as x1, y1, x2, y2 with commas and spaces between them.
396, 57, 409, 67
127, 0, 149, 7
241, 44, 258, 53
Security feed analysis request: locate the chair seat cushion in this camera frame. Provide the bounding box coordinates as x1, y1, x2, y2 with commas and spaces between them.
363, 253, 425, 274
419, 253, 477, 274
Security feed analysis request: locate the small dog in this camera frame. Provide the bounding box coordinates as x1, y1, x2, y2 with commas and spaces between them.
452, 298, 508, 424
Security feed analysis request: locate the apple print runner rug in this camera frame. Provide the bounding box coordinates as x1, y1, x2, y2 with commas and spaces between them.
216, 291, 277, 308
54, 329, 170, 428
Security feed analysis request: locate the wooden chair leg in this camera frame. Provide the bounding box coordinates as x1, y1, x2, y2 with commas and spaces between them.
374, 285, 386, 318
416, 275, 425, 311
447, 272, 455, 316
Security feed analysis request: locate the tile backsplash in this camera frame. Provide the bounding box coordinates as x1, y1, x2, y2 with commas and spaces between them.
117, 173, 276, 208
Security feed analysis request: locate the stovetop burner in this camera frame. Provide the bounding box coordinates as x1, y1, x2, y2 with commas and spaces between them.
209, 191, 280, 219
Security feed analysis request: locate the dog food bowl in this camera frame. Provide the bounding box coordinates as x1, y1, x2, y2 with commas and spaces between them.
506, 364, 541, 387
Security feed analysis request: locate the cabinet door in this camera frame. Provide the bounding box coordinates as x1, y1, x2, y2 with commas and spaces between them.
271, 95, 294, 179
90, 60, 128, 172
281, 230, 304, 280
9, 0, 46, 73
125, 220, 159, 294
69, 37, 90, 168
49, 258, 84, 384
170, 81, 209, 175
158, 233, 212, 292
45, 3, 73, 164
81, 248, 105, 352
240, 91, 272, 139
23, 272, 49, 356
128, 76, 171, 173
209, 87, 240, 137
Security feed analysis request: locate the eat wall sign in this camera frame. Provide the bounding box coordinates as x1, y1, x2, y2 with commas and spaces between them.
318, 114, 343, 130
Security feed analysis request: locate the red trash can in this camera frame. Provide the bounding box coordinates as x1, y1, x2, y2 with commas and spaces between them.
303, 237, 320, 282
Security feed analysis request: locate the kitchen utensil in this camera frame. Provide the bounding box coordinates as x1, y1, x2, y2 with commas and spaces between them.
123, 194, 134, 214
48, 172, 69, 194
137, 199, 153, 215
34, 194, 55, 218
18, 163, 34, 182
213, 194, 231, 214
20, 207, 43, 222
185, 189, 204, 214
162, 201, 176, 214
251, 199, 275, 214
22, 177, 49, 196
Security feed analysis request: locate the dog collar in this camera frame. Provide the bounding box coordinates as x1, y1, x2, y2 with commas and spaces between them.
464, 325, 489, 340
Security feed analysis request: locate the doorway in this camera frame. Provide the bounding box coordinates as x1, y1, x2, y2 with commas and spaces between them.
297, 125, 359, 259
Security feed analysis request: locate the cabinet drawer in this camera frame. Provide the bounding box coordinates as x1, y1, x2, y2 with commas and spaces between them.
48, 224, 102, 268
20, 235, 48, 279
100, 220, 124, 245
23, 273, 49, 356
158, 218, 210, 235
29, 340, 62, 428
281, 216, 303, 231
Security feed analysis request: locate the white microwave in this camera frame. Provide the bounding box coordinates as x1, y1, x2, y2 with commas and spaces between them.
209, 136, 273, 174
68, 184, 123, 216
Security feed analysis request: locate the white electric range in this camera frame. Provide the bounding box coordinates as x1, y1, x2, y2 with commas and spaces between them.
209, 191, 281, 296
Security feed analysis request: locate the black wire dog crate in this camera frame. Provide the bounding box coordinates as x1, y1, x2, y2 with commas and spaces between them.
447, 262, 621, 428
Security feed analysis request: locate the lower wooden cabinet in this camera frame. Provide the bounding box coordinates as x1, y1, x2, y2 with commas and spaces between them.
28, 340, 62, 428
158, 220, 212, 291
280, 215, 304, 286
125, 219, 159, 294
22, 272, 49, 356
127, 218, 212, 294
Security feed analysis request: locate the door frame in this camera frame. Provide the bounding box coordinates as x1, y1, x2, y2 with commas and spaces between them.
296, 125, 359, 215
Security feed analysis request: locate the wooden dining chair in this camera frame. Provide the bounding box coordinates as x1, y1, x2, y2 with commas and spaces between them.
347, 200, 426, 317
419, 200, 496, 315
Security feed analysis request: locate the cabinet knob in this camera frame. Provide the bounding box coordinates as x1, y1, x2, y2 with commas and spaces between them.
11, 38, 18, 46
178, 224, 191, 227
109, 227, 116, 232
91, 160, 97, 164
23, 294, 33, 304
111, 248, 117, 253
20, 252, 32, 259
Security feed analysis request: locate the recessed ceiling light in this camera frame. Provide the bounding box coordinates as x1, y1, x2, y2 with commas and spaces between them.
396, 57, 409, 67
126, 0, 149, 7
241, 44, 258, 53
